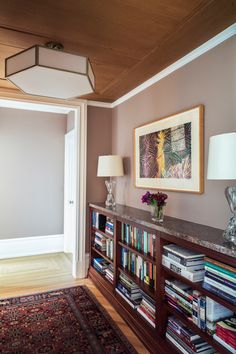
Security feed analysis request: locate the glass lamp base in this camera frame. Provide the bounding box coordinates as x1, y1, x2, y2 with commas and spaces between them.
223, 186, 236, 246
223, 215, 236, 246
105, 179, 116, 209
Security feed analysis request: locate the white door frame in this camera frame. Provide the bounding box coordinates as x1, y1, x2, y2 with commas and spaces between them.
0, 91, 87, 278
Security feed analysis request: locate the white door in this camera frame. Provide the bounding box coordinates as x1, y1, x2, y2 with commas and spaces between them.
64, 129, 76, 253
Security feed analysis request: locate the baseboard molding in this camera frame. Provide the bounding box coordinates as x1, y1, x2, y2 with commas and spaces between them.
0, 234, 64, 259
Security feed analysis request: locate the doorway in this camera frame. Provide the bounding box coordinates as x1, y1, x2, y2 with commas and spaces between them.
0, 96, 87, 279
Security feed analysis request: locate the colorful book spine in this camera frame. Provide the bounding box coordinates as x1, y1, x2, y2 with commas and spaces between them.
202, 282, 236, 305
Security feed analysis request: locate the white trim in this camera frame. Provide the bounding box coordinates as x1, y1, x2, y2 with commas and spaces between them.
87, 23, 236, 108
0, 234, 64, 259
87, 100, 112, 108
72, 102, 87, 278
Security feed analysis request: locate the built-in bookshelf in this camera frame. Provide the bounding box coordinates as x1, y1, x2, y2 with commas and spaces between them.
89, 203, 236, 354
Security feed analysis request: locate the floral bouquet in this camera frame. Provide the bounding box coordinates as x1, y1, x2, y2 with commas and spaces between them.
141, 191, 168, 222
141, 191, 168, 206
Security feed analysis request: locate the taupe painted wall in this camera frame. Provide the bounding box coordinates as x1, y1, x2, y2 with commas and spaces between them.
112, 36, 236, 230
86, 106, 112, 249
0, 107, 67, 239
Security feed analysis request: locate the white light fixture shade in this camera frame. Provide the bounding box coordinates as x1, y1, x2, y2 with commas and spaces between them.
5, 45, 95, 99
97, 155, 124, 177
207, 132, 236, 180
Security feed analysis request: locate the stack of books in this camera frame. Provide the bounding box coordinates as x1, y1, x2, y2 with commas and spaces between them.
203, 257, 236, 305
162, 244, 205, 282
166, 316, 215, 354
105, 217, 114, 235
105, 264, 114, 284
115, 272, 142, 309
206, 297, 233, 336
213, 318, 236, 354
94, 231, 106, 252
122, 248, 156, 289
121, 223, 156, 258
93, 257, 109, 275
137, 290, 156, 328
92, 211, 106, 231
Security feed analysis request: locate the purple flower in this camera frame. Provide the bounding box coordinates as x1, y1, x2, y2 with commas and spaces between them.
141, 191, 168, 206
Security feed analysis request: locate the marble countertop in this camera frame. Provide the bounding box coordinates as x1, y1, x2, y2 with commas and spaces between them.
89, 202, 236, 258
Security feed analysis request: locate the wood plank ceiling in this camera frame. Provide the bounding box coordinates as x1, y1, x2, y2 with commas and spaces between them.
0, 0, 235, 103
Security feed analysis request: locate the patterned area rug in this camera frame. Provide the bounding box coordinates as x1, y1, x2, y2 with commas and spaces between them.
0, 286, 137, 353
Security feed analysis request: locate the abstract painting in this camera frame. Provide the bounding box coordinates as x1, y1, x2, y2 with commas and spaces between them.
134, 106, 203, 193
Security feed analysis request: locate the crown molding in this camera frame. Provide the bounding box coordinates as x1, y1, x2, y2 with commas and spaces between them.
87, 23, 236, 109
87, 100, 113, 108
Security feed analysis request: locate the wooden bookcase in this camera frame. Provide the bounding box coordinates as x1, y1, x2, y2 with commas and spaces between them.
88, 203, 236, 354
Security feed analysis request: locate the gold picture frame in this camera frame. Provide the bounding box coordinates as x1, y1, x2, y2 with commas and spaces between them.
134, 105, 204, 193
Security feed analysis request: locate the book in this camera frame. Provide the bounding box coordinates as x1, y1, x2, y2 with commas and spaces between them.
205, 270, 236, 290
205, 260, 236, 279
204, 276, 236, 297
202, 282, 236, 305
167, 328, 215, 354
115, 288, 141, 309
137, 306, 155, 328
162, 255, 205, 282
166, 332, 189, 354
213, 334, 236, 354
162, 255, 204, 272
164, 244, 205, 260
205, 257, 236, 274
205, 265, 236, 283
206, 296, 233, 323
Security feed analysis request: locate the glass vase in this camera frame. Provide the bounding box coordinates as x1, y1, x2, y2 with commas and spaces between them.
150, 204, 165, 223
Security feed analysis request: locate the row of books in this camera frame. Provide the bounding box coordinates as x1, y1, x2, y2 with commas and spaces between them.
166, 316, 215, 354
122, 248, 156, 289
92, 211, 106, 232
162, 243, 205, 282
105, 217, 114, 236
203, 257, 236, 305
94, 231, 114, 260
115, 272, 156, 328
165, 278, 233, 334
121, 223, 156, 258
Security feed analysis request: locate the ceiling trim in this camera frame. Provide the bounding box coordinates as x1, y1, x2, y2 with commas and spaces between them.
87, 100, 113, 108
87, 23, 236, 109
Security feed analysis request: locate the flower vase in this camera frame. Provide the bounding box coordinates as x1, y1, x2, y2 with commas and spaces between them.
150, 204, 165, 223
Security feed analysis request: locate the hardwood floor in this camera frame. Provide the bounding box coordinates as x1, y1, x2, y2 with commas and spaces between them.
0, 252, 149, 354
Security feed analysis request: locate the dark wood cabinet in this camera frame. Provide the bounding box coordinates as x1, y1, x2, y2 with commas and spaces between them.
88, 203, 236, 354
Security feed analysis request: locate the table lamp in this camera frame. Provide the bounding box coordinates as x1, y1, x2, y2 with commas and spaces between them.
207, 132, 236, 244
97, 155, 124, 208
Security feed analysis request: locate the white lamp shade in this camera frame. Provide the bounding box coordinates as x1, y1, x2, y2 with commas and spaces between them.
207, 132, 236, 180
97, 155, 124, 177
5, 45, 95, 99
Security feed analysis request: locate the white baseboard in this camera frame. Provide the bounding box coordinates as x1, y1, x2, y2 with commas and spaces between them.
0, 234, 64, 259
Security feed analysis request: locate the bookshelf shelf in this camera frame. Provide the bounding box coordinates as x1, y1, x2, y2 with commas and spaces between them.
165, 303, 231, 354
88, 203, 236, 354
91, 246, 113, 264
92, 226, 114, 239
118, 241, 156, 264
118, 266, 156, 300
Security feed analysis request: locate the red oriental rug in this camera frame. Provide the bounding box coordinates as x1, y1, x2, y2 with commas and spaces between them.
0, 286, 137, 354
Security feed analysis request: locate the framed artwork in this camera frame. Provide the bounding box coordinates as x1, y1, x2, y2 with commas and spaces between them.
134, 105, 204, 193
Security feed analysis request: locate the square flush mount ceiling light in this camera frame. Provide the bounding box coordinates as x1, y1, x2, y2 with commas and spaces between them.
5, 43, 95, 99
